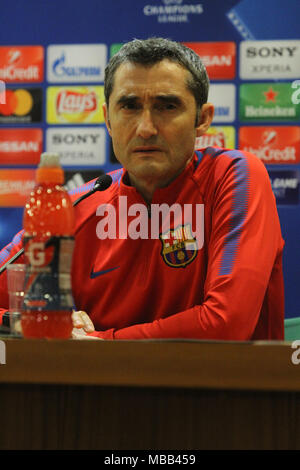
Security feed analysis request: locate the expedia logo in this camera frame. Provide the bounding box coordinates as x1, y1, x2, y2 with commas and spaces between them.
160, 224, 197, 268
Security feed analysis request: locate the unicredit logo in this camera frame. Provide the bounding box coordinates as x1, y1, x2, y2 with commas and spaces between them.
243, 145, 296, 162
239, 126, 300, 164
0, 65, 39, 81
52, 53, 101, 78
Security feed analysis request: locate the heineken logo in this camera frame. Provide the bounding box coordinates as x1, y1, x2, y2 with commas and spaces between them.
239, 83, 300, 121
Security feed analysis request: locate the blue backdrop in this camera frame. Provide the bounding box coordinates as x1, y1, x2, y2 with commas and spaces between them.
0, 0, 299, 317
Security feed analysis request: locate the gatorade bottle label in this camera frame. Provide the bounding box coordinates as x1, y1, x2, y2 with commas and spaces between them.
23, 236, 74, 311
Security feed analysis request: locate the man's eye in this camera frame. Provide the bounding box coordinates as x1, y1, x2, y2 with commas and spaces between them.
156, 103, 177, 111
121, 102, 139, 110
165, 103, 177, 110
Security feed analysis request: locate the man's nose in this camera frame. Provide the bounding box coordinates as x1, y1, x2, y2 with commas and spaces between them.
136, 110, 158, 139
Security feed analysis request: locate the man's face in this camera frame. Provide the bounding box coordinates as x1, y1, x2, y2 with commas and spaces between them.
103, 59, 213, 187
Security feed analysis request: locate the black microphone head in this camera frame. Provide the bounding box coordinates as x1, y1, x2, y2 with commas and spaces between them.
93, 174, 113, 192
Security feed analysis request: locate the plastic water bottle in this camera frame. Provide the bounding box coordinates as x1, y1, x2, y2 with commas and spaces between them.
21, 153, 75, 339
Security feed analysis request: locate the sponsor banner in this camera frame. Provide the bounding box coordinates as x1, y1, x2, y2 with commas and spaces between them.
239, 126, 300, 165
208, 84, 235, 123
239, 83, 300, 121
240, 40, 300, 80
64, 169, 104, 192
0, 169, 35, 206
46, 127, 106, 166
0, 46, 44, 83
0, 88, 42, 123
46, 86, 104, 124
183, 42, 236, 80
195, 126, 235, 149
47, 44, 107, 83
269, 170, 299, 205
0, 128, 43, 165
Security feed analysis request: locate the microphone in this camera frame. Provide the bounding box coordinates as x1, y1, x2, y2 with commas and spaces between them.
0, 174, 113, 274
73, 174, 112, 206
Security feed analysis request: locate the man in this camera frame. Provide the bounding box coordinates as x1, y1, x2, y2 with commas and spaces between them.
0, 38, 285, 340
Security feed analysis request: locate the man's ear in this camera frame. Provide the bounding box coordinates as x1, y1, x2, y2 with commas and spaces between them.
195, 103, 214, 137
102, 103, 112, 137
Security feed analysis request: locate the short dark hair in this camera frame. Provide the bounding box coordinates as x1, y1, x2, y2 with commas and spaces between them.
104, 37, 209, 112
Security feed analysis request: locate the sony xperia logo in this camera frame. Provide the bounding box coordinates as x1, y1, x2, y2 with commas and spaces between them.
245, 46, 298, 58
240, 40, 300, 79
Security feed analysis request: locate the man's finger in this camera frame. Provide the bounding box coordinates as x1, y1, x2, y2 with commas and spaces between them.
82, 314, 95, 332
72, 328, 100, 340
72, 310, 95, 332
72, 311, 85, 328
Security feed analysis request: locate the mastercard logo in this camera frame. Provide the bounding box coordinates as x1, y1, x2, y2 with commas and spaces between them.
0, 89, 33, 116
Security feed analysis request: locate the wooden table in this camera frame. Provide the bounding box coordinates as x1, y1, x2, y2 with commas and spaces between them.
0, 337, 300, 450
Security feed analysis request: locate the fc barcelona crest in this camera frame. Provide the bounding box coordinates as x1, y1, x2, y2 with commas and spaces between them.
160, 224, 198, 268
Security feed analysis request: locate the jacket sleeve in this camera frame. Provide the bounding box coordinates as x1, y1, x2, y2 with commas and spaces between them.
0, 230, 24, 325
88, 151, 284, 341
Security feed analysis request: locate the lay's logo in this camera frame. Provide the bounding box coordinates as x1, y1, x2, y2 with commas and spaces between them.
195, 126, 235, 149
56, 90, 97, 114
47, 86, 104, 124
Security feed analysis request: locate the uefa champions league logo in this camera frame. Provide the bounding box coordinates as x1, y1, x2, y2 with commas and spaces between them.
143, 0, 203, 23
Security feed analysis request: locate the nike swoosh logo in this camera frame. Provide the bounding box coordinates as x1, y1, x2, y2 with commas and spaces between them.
90, 266, 120, 279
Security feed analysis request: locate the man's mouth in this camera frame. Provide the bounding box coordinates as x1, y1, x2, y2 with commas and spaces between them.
133, 146, 162, 153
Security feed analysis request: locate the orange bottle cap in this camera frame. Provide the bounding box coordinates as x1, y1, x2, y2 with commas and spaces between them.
36, 153, 64, 184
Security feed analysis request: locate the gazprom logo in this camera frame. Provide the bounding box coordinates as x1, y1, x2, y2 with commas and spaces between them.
47, 44, 106, 83
52, 52, 101, 79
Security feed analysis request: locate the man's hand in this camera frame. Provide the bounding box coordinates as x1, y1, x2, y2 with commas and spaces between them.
71, 310, 101, 340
